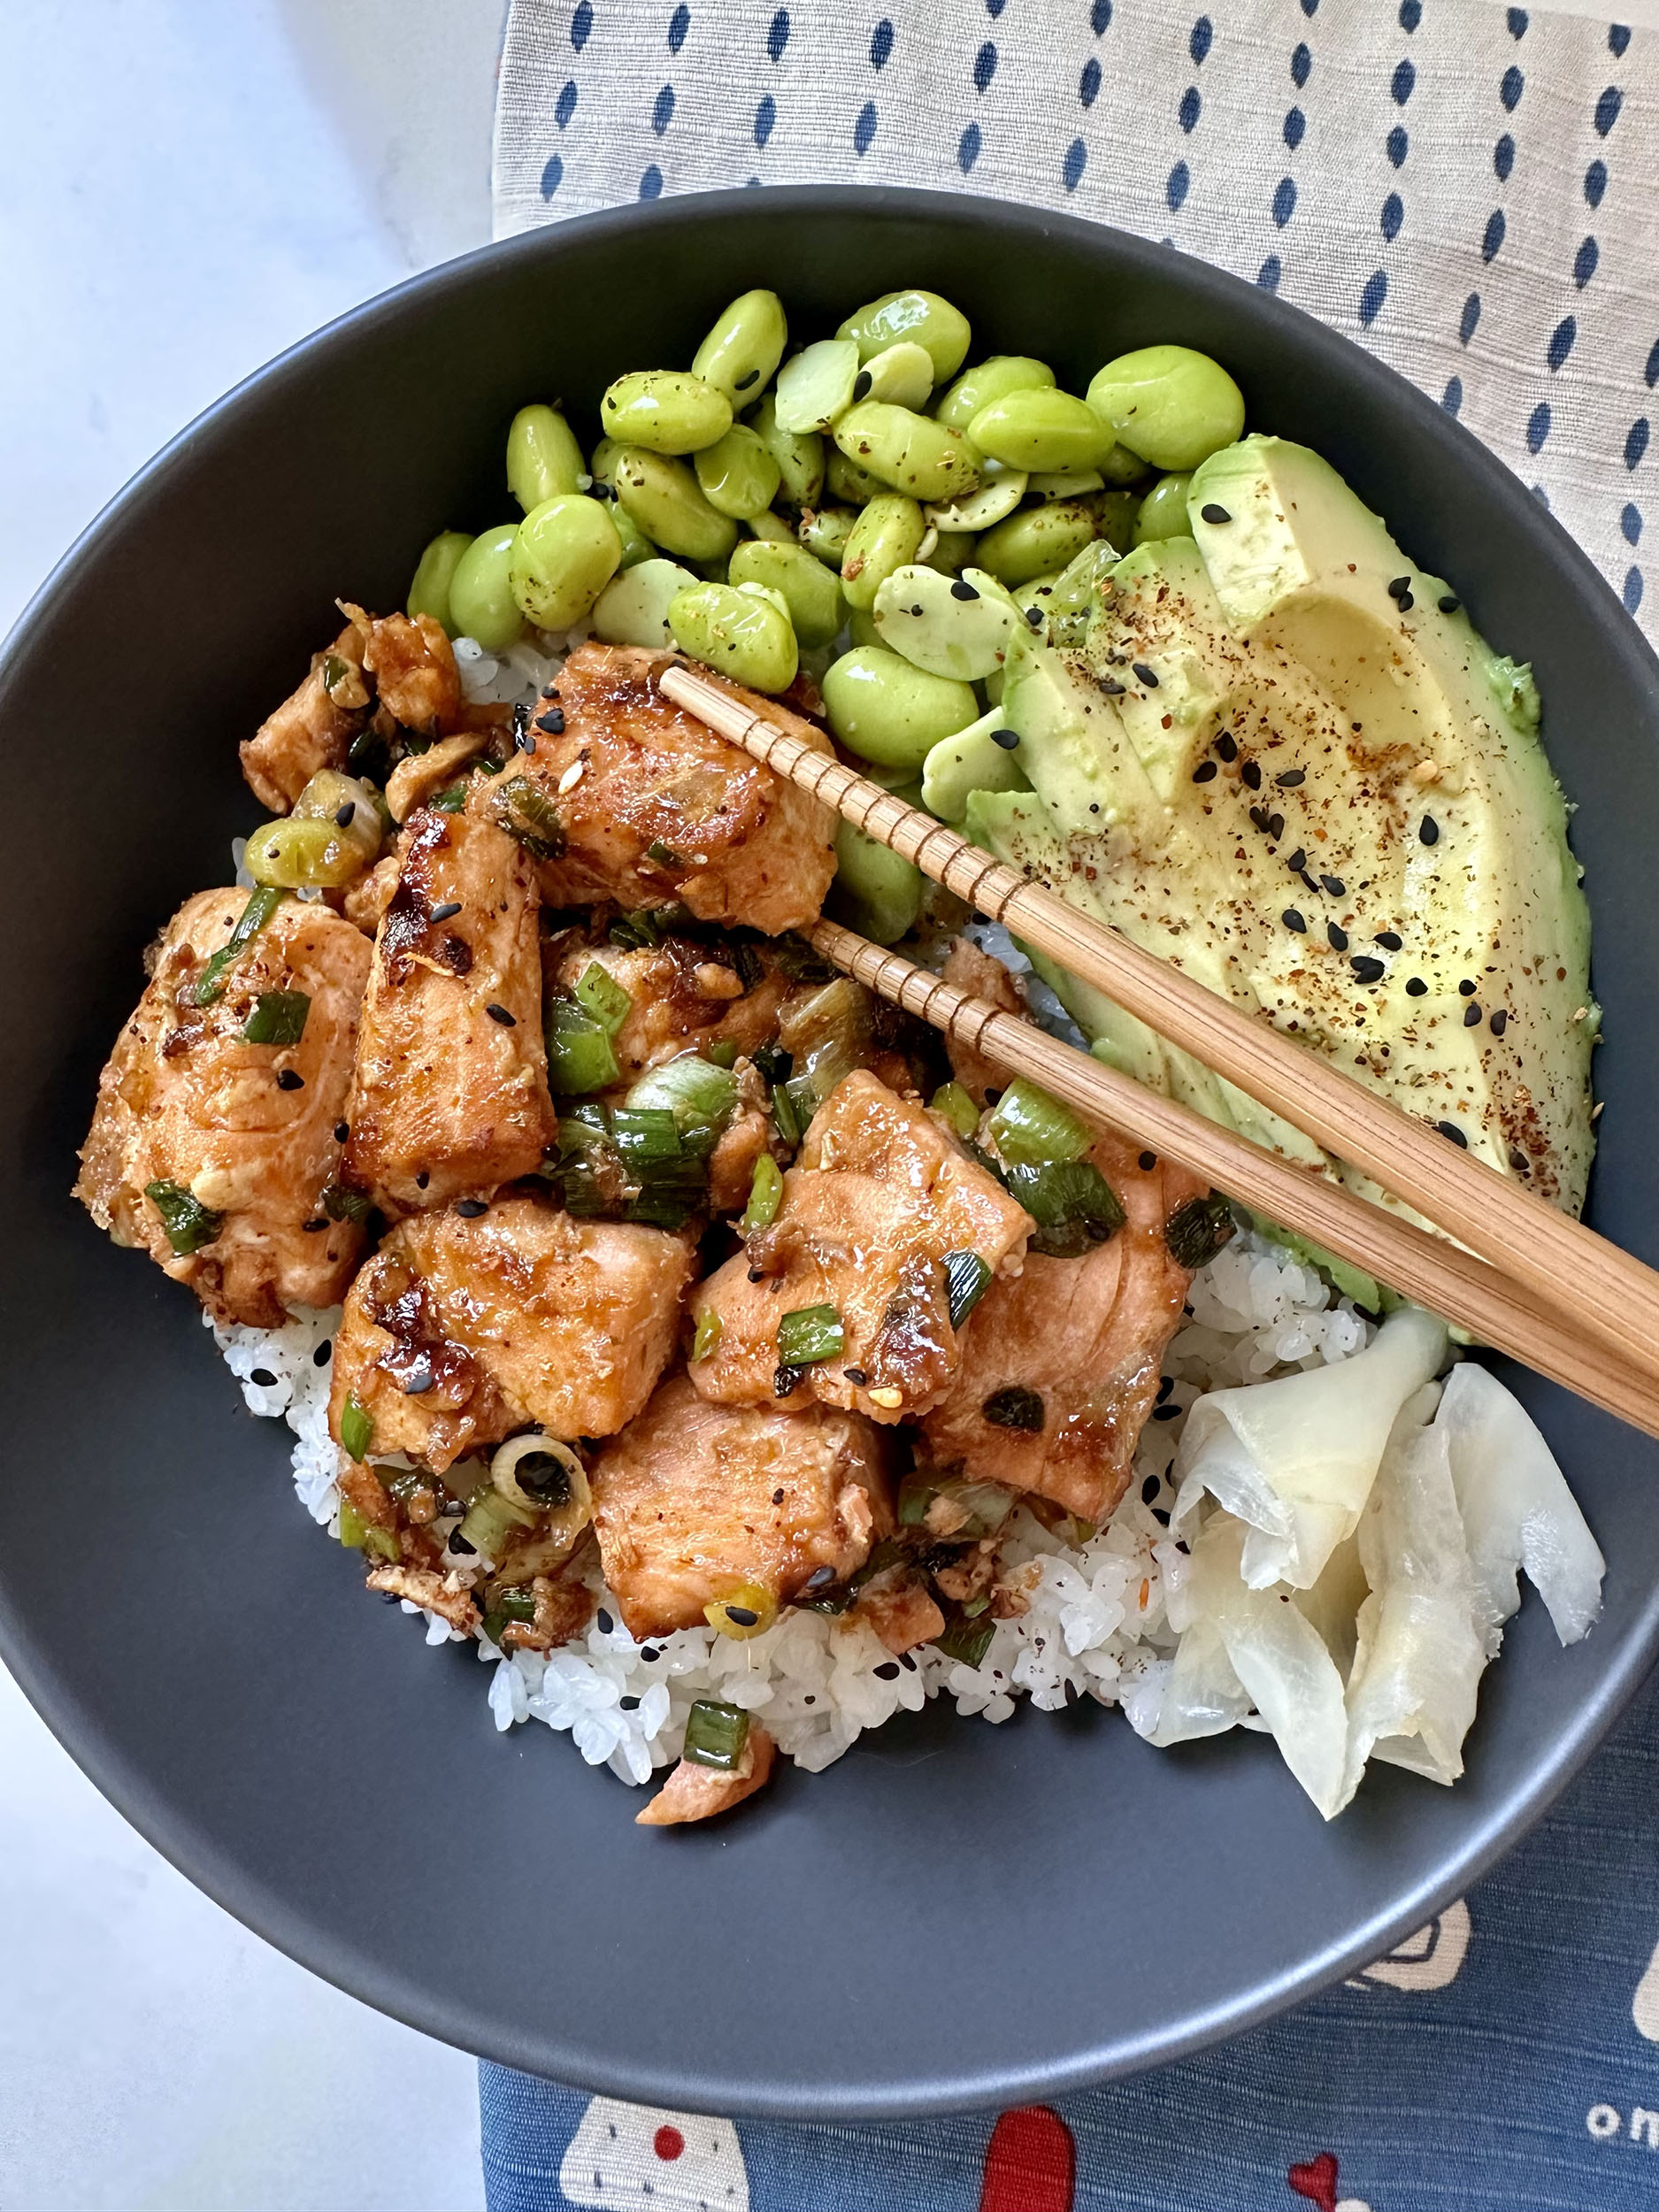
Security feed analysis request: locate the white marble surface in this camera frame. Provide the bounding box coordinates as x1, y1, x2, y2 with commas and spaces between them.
0, 4, 501, 2205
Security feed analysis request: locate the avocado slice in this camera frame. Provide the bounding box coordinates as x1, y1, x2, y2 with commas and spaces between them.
969, 434, 1595, 1224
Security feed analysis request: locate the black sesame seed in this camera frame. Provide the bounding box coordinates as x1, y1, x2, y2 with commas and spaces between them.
1491, 1009, 1509, 1036
900, 1651, 918, 1671
597, 1609, 614, 1633
803, 1565, 835, 1589
1215, 733, 1239, 762
1283, 908, 1306, 932
910, 603, 924, 617
1406, 977, 1427, 997
250, 1368, 278, 1387
429, 900, 462, 923
1298, 870, 1320, 896
1152, 1402, 1182, 1421
302, 1217, 328, 1232
1025, 605, 1043, 628
735, 367, 760, 390
1374, 931, 1402, 950
1463, 1002, 1482, 1025
619, 1695, 640, 1710
1327, 923, 1348, 951
774, 1363, 803, 1397
724, 1605, 760, 1627
1351, 956, 1386, 984
771, 1487, 785, 1505
1097, 674, 1125, 696
1438, 594, 1461, 614
1275, 767, 1305, 787
1192, 760, 1219, 783
334, 802, 357, 827
1435, 1120, 1468, 1148
1249, 805, 1271, 833
1419, 816, 1440, 846
1386, 574, 1412, 600
1152, 1507, 1171, 1526
1139, 1151, 1156, 1170
534, 707, 565, 734
313, 1340, 332, 1366
991, 727, 1021, 750
276, 1068, 304, 1090
1156, 1373, 1174, 1402
334, 1121, 349, 1142
1509, 1144, 1529, 1171
1268, 813, 1285, 839
1132, 661, 1160, 687
1286, 848, 1308, 873
873, 1661, 901, 1680
1458, 978, 1477, 995
842, 1365, 869, 1386
455, 1197, 488, 1217
449, 1531, 477, 1555
640, 1647, 660, 1662
747, 1266, 765, 1284
852, 370, 872, 401
416, 1171, 430, 1189
402, 1363, 434, 1395
1141, 1473, 1161, 1505
1397, 590, 1415, 611
1241, 760, 1263, 790
950, 578, 979, 601
486, 1002, 517, 1025
1200, 502, 1232, 525
1320, 874, 1345, 897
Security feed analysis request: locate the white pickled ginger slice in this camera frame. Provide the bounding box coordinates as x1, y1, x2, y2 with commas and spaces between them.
1435, 1360, 1604, 1648
1171, 1306, 1448, 1591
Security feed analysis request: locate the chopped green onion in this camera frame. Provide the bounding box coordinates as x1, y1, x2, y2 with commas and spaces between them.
187, 885, 286, 1007
986, 1078, 1094, 1167
488, 775, 565, 860
544, 996, 622, 1094
706, 1038, 738, 1069
741, 1153, 784, 1233
340, 1393, 373, 1462
981, 1384, 1045, 1432
772, 933, 835, 984
608, 907, 662, 950
962, 1593, 991, 1618
365, 1523, 400, 1563
942, 1249, 992, 1331
1002, 1159, 1125, 1255
771, 1079, 803, 1146
575, 961, 633, 1034
691, 1308, 723, 1362
457, 1486, 536, 1560
142, 1179, 224, 1256
242, 989, 311, 1046
322, 1183, 373, 1225
933, 1615, 997, 1669
429, 781, 470, 813
611, 1106, 684, 1168
481, 1586, 538, 1646
626, 1053, 739, 1139
1166, 1193, 1236, 1271
682, 1698, 752, 1770
750, 1041, 792, 1085
930, 1081, 981, 1141
321, 651, 351, 695
385, 1466, 430, 1505
644, 838, 684, 868
897, 1471, 1014, 1537
777, 1303, 844, 1366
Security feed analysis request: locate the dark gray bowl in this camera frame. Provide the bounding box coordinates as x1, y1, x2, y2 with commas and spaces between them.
4, 187, 1657, 2121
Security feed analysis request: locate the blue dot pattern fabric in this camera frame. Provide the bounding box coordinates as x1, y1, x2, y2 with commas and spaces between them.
493, 0, 1659, 638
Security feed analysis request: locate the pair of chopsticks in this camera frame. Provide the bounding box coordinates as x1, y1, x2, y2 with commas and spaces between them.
659, 662, 1659, 1441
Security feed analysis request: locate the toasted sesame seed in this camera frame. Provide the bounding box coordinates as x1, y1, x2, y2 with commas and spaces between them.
868, 1385, 903, 1408
1132, 661, 1159, 687
1419, 816, 1440, 846
1275, 767, 1305, 787
302, 1217, 327, 1232
1438, 594, 1460, 614
1286, 848, 1307, 872
1491, 1009, 1509, 1035
1320, 874, 1345, 897
1397, 590, 1415, 610
1463, 1002, 1482, 1025
873, 1661, 901, 1680
619, 1695, 640, 1710
314, 1340, 332, 1366
1436, 1120, 1469, 1147
557, 759, 585, 795
803, 1565, 835, 1589
1268, 812, 1285, 839
1139, 1151, 1156, 1170
334, 802, 356, 827
771, 1487, 785, 1505
1374, 931, 1402, 950
250, 1368, 278, 1386
1025, 605, 1043, 627
725, 1605, 760, 1627
486, 1002, 517, 1025
429, 900, 462, 923
1200, 503, 1232, 525
1249, 805, 1271, 833
1241, 760, 1262, 790
1097, 674, 1125, 695
534, 707, 565, 734
1509, 1144, 1530, 1170
950, 579, 979, 601
1283, 908, 1306, 932
1406, 977, 1427, 996
1458, 978, 1476, 995
1192, 760, 1218, 782
276, 1068, 304, 1090
1327, 923, 1348, 950
1386, 574, 1411, 600
455, 1197, 488, 1217
852, 370, 872, 401
416, 1171, 430, 1189
334, 1121, 349, 1143
1215, 733, 1238, 762
991, 727, 1020, 750
1141, 1473, 1161, 1505
449, 1531, 477, 1555
596, 1609, 614, 1633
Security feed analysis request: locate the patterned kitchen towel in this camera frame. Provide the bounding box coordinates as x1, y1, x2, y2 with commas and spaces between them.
492, 0, 1659, 641
480, 1664, 1659, 2211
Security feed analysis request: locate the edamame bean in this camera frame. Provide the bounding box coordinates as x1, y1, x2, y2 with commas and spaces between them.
745, 509, 795, 544
1044, 539, 1119, 648
406, 530, 471, 634
797, 504, 857, 567
841, 493, 926, 611
837, 290, 972, 383
1133, 471, 1195, 546
824, 449, 884, 507
691, 288, 787, 401
601, 371, 733, 455
920, 527, 978, 574
774, 339, 861, 434
826, 819, 924, 944
856, 341, 934, 410
245, 815, 370, 890
694, 425, 783, 518
749, 394, 825, 507
729, 541, 846, 648
926, 469, 1027, 533
846, 606, 883, 651
448, 525, 528, 651
509, 495, 623, 629
668, 581, 799, 694
920, 708, 1033, 821
820, 646, 979, 770
934, 355, 1054, 432
614, 447, 741, 564
611, 504, 657, 568
1099, 442, 1154, 486
1094, 489, 1139, 554
1085, 345, 1246, 471
976, 499, 1098, 588
967, 388, 1117, 474
507, 405, 586, 510
593, 557, 700, 649
872, 564, 1016, 681
589, 437, 623, 490
834, 402, 981, 503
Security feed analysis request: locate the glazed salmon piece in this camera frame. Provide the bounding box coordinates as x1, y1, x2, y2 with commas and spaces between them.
346, 805, 557, 1213
240, 624, 370, 814
636, 1724, 778, 1826
688, 1069, 1033, 1425
342, 603, 462, 736
589, 1372, 889, 1640
921, 1132, 1211, 1525
548, 933, 792, 1086
328, 1196, 695, 1474
74, 887, 372, 1328
473, 642, 836, 935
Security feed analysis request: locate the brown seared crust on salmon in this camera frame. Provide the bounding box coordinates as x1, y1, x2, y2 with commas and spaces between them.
74, 887, 373, 1328
327, 1197, 695, 1473
921, 1133, 1209, 1525
240, 624, 370, 814
688, 1070, 1033, 1425
475, 643, 836, 935
345, 805, 557, 1213
635, 1724, 777, 1826
548, 933, 792, 1085
941, 935, 1027, 1106
589, 1373, 889, 1640
342, 604, 462, 736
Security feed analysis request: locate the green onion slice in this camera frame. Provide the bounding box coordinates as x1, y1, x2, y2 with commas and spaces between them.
929, 1080, 981, 1141
691, 1307, 723, 1362
682, 1697, 751, 1771
187, 885, 287, 1007
322, 1183, 373, 1225
985, 1077, 1094, 1167
643, 838, 685, 868
1002, 1159, 1125, 1254
777, 1303, 844, 1367
489, 775, 565, 860
771, 1079, 803, 1146
932, 1615, 997, 1670
706, 1038, 738, 1069
942, 1249, 991, 1331
242, 989, 311, 1046
574, 961, 633, 1036
429, 781, 469, 813
1166, 1193, 1235, 1271
340, 1392, 373, 1463
143, 1179, 224, 1256
981, 1384, 1045, 1432
544, 996, 622, 1095
611, 1106, 684, 1169
741, 1153, 783, 1233
626, 1053, 739, 1139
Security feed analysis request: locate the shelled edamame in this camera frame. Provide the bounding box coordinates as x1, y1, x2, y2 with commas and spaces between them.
402, 284, 1250, 944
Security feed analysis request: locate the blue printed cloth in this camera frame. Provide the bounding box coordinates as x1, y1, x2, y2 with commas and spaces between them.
483, 1662, 1659, 2209
481, 3, 1659, 2202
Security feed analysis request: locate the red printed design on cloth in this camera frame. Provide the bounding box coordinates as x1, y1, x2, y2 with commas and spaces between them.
1288, 2153, 1340, 2211
978, 2106, 1076, 2212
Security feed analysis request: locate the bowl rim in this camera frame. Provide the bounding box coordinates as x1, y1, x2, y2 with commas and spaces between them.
5, 182, 1659, 2120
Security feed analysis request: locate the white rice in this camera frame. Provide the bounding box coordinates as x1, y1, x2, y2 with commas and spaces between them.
209, 1228, 1373, 1792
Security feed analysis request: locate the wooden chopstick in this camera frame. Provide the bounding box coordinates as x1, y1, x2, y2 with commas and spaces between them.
810, 918, 1659, 1440
661, 662, 1659, 1394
